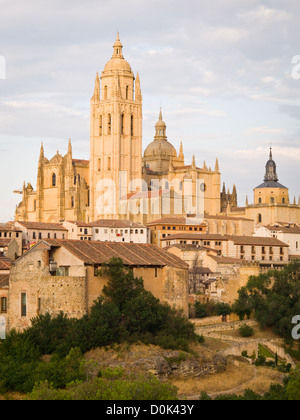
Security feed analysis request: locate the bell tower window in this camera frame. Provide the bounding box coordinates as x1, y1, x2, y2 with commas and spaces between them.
108, 114, 111, 135
131, 115, 134, 136
99, 115, 103, 136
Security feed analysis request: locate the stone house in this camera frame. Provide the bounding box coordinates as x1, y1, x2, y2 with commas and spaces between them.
7, 239, 189, 332
0, 258, 11, 324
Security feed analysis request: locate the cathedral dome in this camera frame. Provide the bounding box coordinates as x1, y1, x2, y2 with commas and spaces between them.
104, 57, 132, 73
143, 111, 178, 173
144, 110, 177, 160
144, 139, 177, 159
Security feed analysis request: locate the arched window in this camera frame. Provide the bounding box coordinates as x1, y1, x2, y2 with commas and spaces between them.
71, 196, 74, 208
99, 115, 103, 136
98, 158, 101, 172
108, 114, 111, 134
282, 198, 285, 204
107, 157, 111, 171
270, 197, 275, 204
258, 214, 262, 223
131, 115, 134, 136
126, 86, 129, 100
258, 197, 262, 204
52, 173, 56, 187
104, 86, 108, 100
121, 114, 124, 135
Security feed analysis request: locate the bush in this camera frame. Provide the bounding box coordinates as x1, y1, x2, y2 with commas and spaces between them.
239, 324, 254, 338
29, 370, 178, 401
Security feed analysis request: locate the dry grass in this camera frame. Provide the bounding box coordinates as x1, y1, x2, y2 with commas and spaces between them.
238, 366, 285, 395
171, 355, 286, 399
172, 356, 254, 397
213, 326, 281, 341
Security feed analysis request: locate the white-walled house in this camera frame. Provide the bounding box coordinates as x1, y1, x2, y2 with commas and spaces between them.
89, 219, 150, 243
63, 221, 93, 241
255, 223, 300, 258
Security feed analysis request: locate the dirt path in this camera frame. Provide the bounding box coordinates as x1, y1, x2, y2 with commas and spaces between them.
184, 365, 257, 400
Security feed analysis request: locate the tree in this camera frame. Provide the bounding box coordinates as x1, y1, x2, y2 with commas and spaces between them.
233, 262, 300, 342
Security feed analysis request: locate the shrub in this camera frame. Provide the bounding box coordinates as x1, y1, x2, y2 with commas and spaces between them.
239, 324, 254, 338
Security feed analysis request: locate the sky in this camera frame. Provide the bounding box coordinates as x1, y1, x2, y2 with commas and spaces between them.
0, 0, 299, 221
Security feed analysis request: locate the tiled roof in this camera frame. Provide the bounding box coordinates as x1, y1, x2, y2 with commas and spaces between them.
264, 224, 300, 234
16, 222, 68, 231
161, 233, 229, 241
208, 255, 245, 264
0, 223, 22, 232
44, 239, 188, 269
147, 215, 254, 226
0, 239, 12, 247
0, 274, 9, 288
0, 258, 12, 270
72, 159, 89, 166
90, 219, 145, 228
229, 235, 289, 247
161, 233, 289, 247
65, 221, 92, 228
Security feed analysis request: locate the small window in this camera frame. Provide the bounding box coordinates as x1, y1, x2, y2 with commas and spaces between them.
52, 173, 56, 187
21, 293, 27, 317
155, 268, 158, 278
1, 297, 7, 313
131, 115, 134, 136
108, 114, 111, 134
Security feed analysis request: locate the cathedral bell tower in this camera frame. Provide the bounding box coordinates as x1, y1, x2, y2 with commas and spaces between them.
89, 34, 143, 220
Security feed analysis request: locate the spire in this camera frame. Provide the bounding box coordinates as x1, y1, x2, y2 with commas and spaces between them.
264, 147, 278, 182
135, 71, 142, 102
245, 195, 249, 206
68, 138, 72, 156
192, 155, 196, 170
203, 161, 208, 171
39, 142, 44, 164
92, 72, 100, 101
215, 158, 219, 172
178, 141, 184, 163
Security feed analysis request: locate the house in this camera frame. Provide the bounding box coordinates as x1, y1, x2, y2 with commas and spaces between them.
14, 221, 68, 249
7, 239, 189, 331
147, 215, 255, 248
89, 219, 149, 243
0, 257, 11, 323
63, 221, 93, 241
161, 233, 289, 269
0, 223, 22, 258
255, 222, 300, 259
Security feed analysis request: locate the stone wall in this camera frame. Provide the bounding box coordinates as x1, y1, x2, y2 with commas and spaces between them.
8, 248, 87, 331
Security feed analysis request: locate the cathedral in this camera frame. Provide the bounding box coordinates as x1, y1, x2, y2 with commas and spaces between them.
14, 35, 300, 226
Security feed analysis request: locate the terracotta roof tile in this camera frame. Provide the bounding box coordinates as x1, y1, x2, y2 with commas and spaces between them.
44, 239, 188, 269
17, 222, 68, 231
90, 219, 145, 228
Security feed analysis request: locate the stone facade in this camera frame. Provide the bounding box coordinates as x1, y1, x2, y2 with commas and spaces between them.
7, 239, 189, 331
